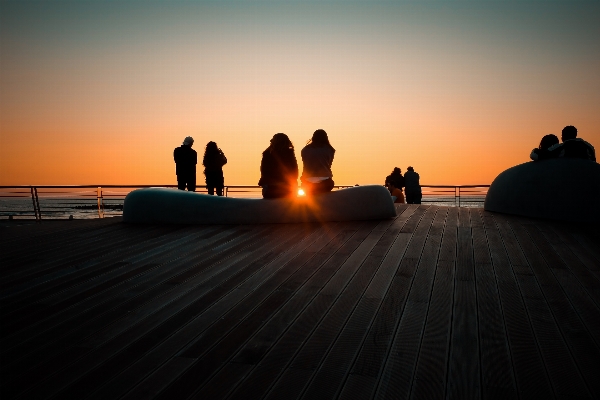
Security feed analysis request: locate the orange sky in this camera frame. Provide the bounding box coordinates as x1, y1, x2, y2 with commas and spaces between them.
1, 1, 599, 186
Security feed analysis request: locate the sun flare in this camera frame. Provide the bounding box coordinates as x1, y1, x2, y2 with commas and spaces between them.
297, 189, 306, 196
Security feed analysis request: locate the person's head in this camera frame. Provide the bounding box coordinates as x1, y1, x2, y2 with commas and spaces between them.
393, 167, 401, 174
269, 133, 294, 154
182, 136, 194, 146
561, 125, 577, 141
306, 129, 335, 151
407, 166, 414, 172
539, 134, 559, 150
205, 141, 218, 154
388, 181, 397, 190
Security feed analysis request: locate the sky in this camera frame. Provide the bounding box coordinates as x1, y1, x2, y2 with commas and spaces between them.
1, 0, 599, 186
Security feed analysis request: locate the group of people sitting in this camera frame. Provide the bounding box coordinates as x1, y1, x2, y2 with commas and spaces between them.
530, 125, 596, 162
384, 166, 422, 204
173, 129, 336, 199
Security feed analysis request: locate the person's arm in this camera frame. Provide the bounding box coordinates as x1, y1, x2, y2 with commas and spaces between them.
530, 148, 539, 161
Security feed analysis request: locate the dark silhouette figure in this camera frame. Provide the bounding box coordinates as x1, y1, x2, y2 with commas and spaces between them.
404, 166, 422, 204
258, 133, 299, 199
174, 136, 197, 191
203, 141, 227, 196
388, 181, 405, 204
530, 134, 560, 161
300, 129, 335, 195
557, 125, 596, 161
385, 167, 405, 194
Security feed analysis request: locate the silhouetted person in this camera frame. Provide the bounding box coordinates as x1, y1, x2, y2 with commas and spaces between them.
174, 136, 197, 191
555, 125, 596, 161
300, 129, 335, 195
388, 181, 405, 204
258, 133, 299, 199
203, 141, 227, 196
530, 134, 560, 161
404, 166, 422, 204
385, 167, 405, 194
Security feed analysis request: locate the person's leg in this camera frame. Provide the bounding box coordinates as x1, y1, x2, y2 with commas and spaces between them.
216, 186, 223, 196
207, 186, 215, 195
415, 193, 422, 204
406, 193, 414, 204
188, 177, 196, 192
177, 179, 186, 190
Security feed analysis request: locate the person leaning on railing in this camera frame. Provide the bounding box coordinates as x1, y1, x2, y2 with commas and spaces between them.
202, 141, 227, 196
174, 136, 197, 191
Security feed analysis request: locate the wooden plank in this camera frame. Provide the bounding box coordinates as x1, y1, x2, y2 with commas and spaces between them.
0, 222, 176, 285
470, 209, 517, 400
10, 224, 291, 399
444, 207, 480, 400
508, 218, 600, 398
493, 213, 592, 399
0, 225, 214, 314
480, 210, 553, 399
148, 224, 374, 398
220, 207, 420, 400
263, 208, 431, 400
409, 207, 457, 400
300, 209, 446, 400
360, 207, 445, 398
91, 223, 343, 400
1, 226, 249, 366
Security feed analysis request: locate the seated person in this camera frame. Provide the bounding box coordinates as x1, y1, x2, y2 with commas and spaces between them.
530, 134, 560, 161
258, 133, 299, 199
385, 167, 405, 194
556, 125, 596, 161
387, 182, 405, 204
300, 129, 335, 195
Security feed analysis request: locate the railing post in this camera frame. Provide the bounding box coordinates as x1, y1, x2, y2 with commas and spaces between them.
458, 186, 461, 207
31, 186, 39, 221
97, 187, 104, 218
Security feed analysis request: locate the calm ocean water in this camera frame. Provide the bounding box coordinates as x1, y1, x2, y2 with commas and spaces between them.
0, 191, 485, 220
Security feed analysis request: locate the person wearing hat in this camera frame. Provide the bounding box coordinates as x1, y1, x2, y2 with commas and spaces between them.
174, 136, 198, 191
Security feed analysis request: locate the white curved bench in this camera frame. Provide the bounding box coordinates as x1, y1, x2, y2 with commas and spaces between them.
123, 185, 396, 224
484, 158, 600, 222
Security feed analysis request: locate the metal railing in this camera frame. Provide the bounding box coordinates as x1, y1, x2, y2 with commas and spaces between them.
0, 184, 490, 220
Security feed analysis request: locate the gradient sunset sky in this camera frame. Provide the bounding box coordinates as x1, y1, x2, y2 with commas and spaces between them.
1, 0, 599, 186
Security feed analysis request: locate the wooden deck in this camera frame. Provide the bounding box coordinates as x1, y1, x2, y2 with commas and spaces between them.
1, 205, 599, 400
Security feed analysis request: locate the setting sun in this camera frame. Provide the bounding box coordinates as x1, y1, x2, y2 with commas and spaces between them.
297, 189, 306, 196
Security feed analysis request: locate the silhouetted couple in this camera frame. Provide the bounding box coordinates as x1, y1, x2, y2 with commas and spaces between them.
258, 129, 335, 199
174, 137, 227, 195
531, 125, 596, 162
385, 166, 421, 204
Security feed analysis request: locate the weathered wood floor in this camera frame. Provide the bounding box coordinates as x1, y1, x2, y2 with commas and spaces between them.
1, 205, 599, 400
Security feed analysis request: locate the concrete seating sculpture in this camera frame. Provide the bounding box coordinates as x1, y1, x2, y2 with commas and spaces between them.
484, 158, 600, 223
123, 185, 396, 224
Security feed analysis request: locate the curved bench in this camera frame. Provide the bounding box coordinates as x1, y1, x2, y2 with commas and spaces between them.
123, 185, 396, 224
484, 158, 600, 222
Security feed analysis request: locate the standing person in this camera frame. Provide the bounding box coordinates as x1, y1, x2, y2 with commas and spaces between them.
203, 141, 227, 196
300, 129, 335, 195
404, 166, 422, 204
258, 133, 299, 199
384, 167, 405, 194
173, 136, 197, 191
